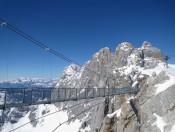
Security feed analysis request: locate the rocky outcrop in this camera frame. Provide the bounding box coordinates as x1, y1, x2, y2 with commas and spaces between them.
115, 42, 135, 67
137, 71, 175, 132
56, 64, 81, 88
54, 41, 171, 132
141, 41, 162, 60
99, 71, 175, 132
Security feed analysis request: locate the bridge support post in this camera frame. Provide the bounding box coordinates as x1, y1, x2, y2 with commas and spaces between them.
93, 88, 95, 98
75, 88, 77, 100
78, 89, 80, 99
69, 88, 71, 100
57, 89, 60, 101
50, 90, 52, 103
85, 88, 87, 99
30, 89, 33, 105
4, 89, 7, 110
41, 90, 44, 102
22, 89, 25, 103
64, 89, 66, 101
104, 88, 106, 96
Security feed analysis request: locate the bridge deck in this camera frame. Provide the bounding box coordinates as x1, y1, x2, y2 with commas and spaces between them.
0, 87, 139, 109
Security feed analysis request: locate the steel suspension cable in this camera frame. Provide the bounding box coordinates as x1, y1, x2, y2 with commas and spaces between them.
9, 97, 103, 132
52, 99, 105, 132
0, 19, 101, 76
0, 19, 80, 65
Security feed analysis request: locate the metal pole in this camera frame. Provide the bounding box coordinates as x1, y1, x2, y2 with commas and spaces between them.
4, 89, 7, 110
79, 88, 81, 99
50, 89, 52, 103
85, 88, 87, 99
58, 89, 60, 101
75, 88, 77, 100
98, 88, 100, 97
104, 88, 106, 96
65, 88, 66, 101
69, 88, 71, 100
22, 89, 25, 103
31, 89, 33, 105
41, 90, 44, 102
93, 88, 95, 98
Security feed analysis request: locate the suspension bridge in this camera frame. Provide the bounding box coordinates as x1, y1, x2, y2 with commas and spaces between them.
0, 19, 139, 109
0, 19, 142, 132
0, 19, 141, 132
0, 87, 139, 109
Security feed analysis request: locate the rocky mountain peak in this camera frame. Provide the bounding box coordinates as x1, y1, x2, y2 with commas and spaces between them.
62, 64, 81, 76
56, 41, 165, 90
115, 42, 135, 67
92, 47, 111, 62
1, 41, 175, 132
115, 42, 135, 53
141, 41, 163, 61
141, 41, 153, 49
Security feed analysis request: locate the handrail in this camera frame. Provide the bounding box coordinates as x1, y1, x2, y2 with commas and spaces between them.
0, 87, 139, 109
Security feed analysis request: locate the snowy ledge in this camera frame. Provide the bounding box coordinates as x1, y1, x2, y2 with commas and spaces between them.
107, 109, 121, 118
155, 74, 175, 95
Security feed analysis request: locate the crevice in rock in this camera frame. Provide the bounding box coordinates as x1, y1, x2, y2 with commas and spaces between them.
104, 97, 110, 117
129, 99, 141, 132
122, 114, 135, 132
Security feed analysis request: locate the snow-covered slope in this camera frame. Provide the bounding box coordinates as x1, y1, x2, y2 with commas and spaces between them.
2, 104, 82, 132
1, 41, 175, 132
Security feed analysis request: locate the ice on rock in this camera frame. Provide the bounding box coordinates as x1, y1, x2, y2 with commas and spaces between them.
107, 109, 121, 118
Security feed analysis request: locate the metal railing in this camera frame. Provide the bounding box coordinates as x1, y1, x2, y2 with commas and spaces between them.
0, 87, 139, 109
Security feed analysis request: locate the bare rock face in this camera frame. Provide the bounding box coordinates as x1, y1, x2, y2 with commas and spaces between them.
127, 49, 144, 67
141, 41, 163, 60
55, 64, 81, 88
127, 41, 163, 69
54, 41, 172, 132
99, 70, 175, 132
115, 42, 135, 67
138, 74, 175, 132
56, 45, 133, 89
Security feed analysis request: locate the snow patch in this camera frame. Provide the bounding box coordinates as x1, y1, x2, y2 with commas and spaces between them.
80, 125, 91, 132
171, 124, 175, 132
107, 109, 121, 118
126, 96, 135, 104
153, 114, 165, 132
132, 81, 138, 88
2, 104, 82, 132
155, 74, 175, 95
140, 62, 175, 77
63, 64, 81, 76
166, 64, 175, 77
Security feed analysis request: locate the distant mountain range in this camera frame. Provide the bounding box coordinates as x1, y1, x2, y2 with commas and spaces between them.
0, 78, 58, 88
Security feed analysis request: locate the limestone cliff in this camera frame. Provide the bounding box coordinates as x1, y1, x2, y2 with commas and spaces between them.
55, 41, 175, 132
1, 41, 175, 132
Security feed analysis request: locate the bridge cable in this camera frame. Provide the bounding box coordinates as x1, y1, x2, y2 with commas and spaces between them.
0, 19, 101, 76
52, 99, 105, 132
0, 19, 80, 65
5, 28, 9, 81
0, 24, 9, 81
8, 97, 103, 132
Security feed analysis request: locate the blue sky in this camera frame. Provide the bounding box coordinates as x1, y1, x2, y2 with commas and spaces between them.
0, 0, 175, 80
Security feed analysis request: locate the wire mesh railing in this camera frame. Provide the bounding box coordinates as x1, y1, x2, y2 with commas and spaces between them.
0, 87, 139, 109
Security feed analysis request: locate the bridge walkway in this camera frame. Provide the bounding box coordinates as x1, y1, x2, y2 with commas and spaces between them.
0, 87, 139, 109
